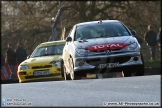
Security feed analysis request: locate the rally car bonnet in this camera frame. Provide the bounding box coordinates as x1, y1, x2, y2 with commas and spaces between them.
21, 55, 62, 65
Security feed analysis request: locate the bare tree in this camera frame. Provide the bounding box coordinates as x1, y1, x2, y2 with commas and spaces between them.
1, 1, 161, 60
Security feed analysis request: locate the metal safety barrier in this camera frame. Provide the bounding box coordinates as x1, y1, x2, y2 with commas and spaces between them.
1, 63, 18, 80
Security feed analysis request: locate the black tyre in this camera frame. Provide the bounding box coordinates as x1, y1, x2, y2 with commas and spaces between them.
69, 57, 81, 80
61, 61, 70, 80
123, 69, 132, 77
61, 60, 64, 77
134, 54, 145, 76
74, 72, 81, 80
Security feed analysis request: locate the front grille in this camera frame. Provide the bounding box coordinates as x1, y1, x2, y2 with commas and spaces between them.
32, 65, 52, 69
86, 56, 131, 66
25, 73, 60, 79
91, 49, 121, 53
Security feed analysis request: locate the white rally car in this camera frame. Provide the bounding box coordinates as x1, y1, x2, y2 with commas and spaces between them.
62, 20, 144, 80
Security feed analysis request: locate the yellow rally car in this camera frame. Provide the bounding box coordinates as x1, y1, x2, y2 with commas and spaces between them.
17, 40, 66, 83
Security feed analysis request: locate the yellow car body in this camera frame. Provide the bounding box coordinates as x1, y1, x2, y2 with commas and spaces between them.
18, 40, 65, 83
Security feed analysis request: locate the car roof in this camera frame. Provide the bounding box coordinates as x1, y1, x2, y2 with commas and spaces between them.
76, 20, 120, 26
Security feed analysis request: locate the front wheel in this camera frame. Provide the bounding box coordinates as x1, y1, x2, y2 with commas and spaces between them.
61, 61, 70, 80
123, 69, 132, 77
69, 58, 81, 80
64, 64, 71, 80
69, 58, 74, 80
134, 54, 145, 76
134, 65, 144, 76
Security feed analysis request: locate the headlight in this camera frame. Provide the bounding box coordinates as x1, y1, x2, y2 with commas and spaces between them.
54, 61, 61, 66
76, 48, 89, 55
19, 65, 30, 70
122, 42, 138, 51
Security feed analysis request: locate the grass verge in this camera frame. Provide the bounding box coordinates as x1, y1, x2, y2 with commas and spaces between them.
144, 59, 161, 67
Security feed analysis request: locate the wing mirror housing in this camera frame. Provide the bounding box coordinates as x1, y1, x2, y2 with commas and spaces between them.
66, 37, 72, 42
131, 30, 136, 36
27, 55, 30, 59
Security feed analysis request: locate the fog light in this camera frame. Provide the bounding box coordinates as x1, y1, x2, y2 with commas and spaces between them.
78, 62, 84, 66
18, 72, 26, 75
133, 57, 138, 61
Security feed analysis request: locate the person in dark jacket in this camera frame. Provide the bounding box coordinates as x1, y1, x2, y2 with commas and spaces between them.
6, 44, 17, 79
1, 53, 10, 79
144, 25, 157, 60
16, 42, 27, 65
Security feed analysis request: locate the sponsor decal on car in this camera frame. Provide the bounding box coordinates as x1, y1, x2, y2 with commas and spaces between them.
85, 43, 128, 52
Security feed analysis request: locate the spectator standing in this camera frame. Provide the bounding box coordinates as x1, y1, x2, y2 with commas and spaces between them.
16, 42, 27, 65
156, 27, 161, 52
1, 53, 10, 80
144, 25, 157, 60
6, 44, 17, 80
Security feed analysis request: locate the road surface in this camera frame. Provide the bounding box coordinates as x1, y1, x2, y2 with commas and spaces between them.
1, 75, 161, 107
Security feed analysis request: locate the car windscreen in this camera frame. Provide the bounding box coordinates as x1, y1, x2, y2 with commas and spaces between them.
30, 44, 65, 58
75, 22, 131, 41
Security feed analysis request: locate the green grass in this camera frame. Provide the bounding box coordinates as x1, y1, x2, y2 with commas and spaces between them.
144, 59, 161, 67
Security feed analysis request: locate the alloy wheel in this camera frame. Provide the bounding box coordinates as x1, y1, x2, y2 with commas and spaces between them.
69, 58, 74, 80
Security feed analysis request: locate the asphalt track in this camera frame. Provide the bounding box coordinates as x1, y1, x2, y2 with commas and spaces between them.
1, 75, 161, 107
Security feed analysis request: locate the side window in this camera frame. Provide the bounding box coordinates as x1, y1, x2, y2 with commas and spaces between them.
56, 45, 64, 55
40, 47, 46, 55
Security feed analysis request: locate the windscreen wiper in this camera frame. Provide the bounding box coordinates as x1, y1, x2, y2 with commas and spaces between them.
40, 53, 55, 56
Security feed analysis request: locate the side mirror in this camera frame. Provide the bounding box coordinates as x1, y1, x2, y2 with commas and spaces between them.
66, 37, 72, 42
131, 30, 136, 36
27, 55, 30, 59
